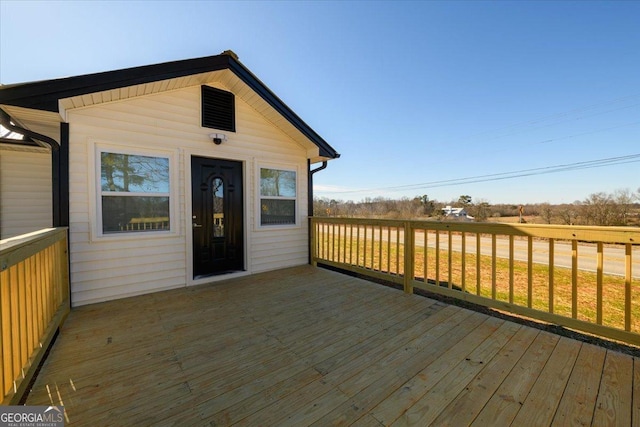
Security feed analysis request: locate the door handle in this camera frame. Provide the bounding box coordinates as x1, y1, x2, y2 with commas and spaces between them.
193, 223, 203, 228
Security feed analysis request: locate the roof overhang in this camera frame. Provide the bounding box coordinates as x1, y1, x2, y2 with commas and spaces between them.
0, 105, 61, 143
0, 51, 339, 162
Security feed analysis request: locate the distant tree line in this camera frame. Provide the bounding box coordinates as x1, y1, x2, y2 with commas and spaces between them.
313, 188, 640, 227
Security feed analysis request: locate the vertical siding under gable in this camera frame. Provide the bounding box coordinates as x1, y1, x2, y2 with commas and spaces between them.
0, 147, 52, 239
66, 84, 310, 306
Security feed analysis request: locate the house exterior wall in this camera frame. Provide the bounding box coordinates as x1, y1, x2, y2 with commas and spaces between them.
0, 145, 52, 239
66, 83, 309, 306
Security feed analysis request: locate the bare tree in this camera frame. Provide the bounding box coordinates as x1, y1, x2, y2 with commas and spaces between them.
613, 188, 636, 225
539, 203, 554, 224
580, 190, 634, 226
557, 204, 579, 225
470, 199, 490, 222
313, 189, 637, 225
581, 193, 604, 225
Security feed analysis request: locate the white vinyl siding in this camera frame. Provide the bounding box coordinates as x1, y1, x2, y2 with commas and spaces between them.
0, 146, 52, 239
251, 232, 308, 273
66, 83, 309, 306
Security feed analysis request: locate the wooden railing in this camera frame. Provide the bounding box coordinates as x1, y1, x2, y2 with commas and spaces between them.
310, 218, 640, 346
0, 228, 70, 405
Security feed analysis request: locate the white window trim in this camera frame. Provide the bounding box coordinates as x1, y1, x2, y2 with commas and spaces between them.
91, 142, 179, 241
256, 163, 300, 230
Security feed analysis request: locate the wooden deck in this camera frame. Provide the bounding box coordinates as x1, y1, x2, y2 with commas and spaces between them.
26, 266, 639, 426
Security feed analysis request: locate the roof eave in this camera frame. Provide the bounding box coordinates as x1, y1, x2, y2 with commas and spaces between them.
0, 52, 340, 160
226, 60, 340, 160
0, 55, 232, 112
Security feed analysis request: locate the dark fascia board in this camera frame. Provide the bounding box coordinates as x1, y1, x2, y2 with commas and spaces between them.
0, 53, 339, 159
226, 60, 339, 160
0, 55, 231, 112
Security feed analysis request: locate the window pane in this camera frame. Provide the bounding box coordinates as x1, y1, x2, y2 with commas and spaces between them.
260, 168, 296, 197
101, 153, 169, 193
260, 199, 295, 225
102, 196, 170, 233
212, 177, 224, 238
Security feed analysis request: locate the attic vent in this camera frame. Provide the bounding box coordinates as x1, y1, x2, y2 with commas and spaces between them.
201, 86, 235, 132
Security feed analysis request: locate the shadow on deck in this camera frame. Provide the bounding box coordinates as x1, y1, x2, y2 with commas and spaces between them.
26, 265, 639, 426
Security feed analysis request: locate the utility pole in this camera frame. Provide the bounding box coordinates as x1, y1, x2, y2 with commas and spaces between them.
519, 205, 524, 223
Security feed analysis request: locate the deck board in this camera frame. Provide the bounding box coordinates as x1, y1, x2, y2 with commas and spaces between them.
470, 330, 561, 426
429, 326, 540, 426
511, 337, 581, 426
592, 351, 634, 426
390, 318, 518, 426
24, 265, 639, 426
552, 343, 606, 425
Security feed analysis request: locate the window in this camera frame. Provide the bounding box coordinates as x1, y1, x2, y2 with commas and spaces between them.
260, 167, 296, 226
99, 151, 171, 234
201, 86, 235, 132
212, 177, 225, 237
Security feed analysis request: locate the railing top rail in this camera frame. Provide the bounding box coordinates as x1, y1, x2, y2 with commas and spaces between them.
310, 217, 408, 227
0, 227, 68, 270
407, 221, 640, 244
310, 217, 640, 245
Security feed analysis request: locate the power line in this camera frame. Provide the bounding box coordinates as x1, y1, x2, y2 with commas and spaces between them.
426, 97, 640, 164
326, 153, 640, 194
453, 93, 640, 143
319, 95, 640, 197
486, 103, 640, 142
531, 120, 640, 146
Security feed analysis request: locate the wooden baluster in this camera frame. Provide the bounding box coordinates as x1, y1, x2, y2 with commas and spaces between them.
396, 226, 401, 276
476, 233, 481, 296
509, 235, 514, 304
549, 238, 555, 314
435, 231, 440, 286
625, 243, 632, 331
572, 240, 578, 319
461, 231, 466, 293
448, 230, 453, 289
491, 234, 497, 300
527, 236, 533, 308
596, 242, 603, 325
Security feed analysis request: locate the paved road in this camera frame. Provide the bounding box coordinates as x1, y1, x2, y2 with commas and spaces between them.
338, 226, 639, 278
417, 231, 640, 279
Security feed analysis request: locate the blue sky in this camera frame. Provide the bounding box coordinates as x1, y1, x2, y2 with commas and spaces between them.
1, 1, 638, 205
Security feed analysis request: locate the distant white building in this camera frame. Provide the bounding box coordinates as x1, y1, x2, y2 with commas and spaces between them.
442, 206, 474, 220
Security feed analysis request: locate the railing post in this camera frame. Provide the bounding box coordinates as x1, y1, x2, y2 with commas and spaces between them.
403, 221, 414, 294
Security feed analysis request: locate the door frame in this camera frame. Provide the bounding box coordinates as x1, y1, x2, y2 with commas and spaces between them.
186, 151, 250, 286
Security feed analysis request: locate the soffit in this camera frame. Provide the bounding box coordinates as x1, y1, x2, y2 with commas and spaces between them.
0, 105, 62, 142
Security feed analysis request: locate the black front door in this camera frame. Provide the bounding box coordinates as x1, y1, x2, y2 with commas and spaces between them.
191, 156, 244, 278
